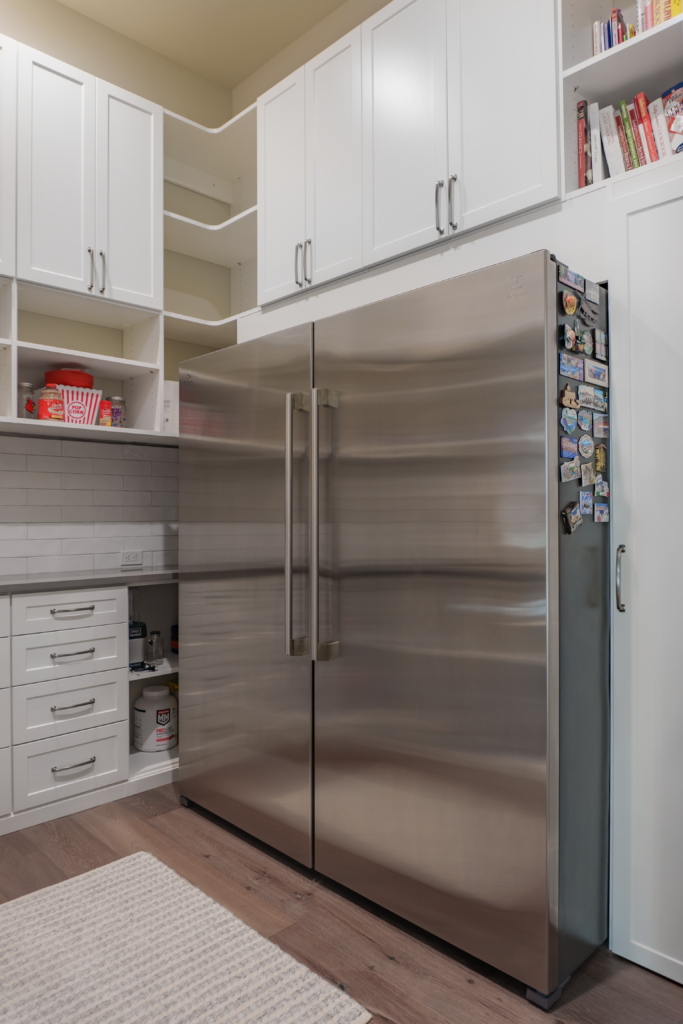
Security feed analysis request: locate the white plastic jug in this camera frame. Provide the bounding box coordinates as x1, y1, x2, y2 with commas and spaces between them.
133, 685, 177, 752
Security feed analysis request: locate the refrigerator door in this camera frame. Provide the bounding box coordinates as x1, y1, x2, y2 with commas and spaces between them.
313, 253, 557, 991
178, 327, 313, 867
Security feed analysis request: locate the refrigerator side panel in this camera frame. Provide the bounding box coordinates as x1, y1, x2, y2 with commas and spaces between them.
313, 252, 551, 991
178, 328, 314, 867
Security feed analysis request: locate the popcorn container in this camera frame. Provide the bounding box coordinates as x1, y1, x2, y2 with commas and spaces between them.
57, 386, 102, 425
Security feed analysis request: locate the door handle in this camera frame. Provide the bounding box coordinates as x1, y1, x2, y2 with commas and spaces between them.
304, 239, 312, 284
616, 544, 626, 612
51, 605, 95, 615
52, 756, 96, 774
87, 247, 94, 290
448, 174, 458, 230
294, 242, 303, 287
99, 250, 106, 293
50, 647, 95, 659
311, 388, 340, 662
285, 392, 309, 657
51, 698, 96, 712
435, 180, 444, 236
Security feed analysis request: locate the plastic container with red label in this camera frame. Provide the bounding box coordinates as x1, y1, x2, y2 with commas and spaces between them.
37, 384, 64, 421
99, 400, 112, 427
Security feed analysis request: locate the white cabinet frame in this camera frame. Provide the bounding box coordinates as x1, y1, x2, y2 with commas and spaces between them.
0, 35, 16, 279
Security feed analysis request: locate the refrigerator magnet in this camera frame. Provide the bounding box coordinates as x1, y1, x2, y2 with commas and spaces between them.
560, 384, 580, 409
585, 360, 609, 387
580, 490, 593, 515
594, 503, 610, 523
563, 324, 577, 350
593, 414, 609, 438
560, 407, 578, 433
561, 437, 578, 458
595, 476, 610, 497
578, 385, 607, 412
595, 444, 607, 473
560, 457, 581, 483
578, 330, 594, 357
561, 500, 583, 534
578, 435, 594, 458
585, 280, 600, 304
581, 462, 596, 486
578, 409, 593, 432
594, 329, 608, 362
578, 297, 599, 327
560, 353, 583, 381
562, 290, 578, 316
558, 263, 585, 292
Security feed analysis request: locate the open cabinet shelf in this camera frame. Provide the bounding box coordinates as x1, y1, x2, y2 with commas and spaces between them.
129, 746, 179, 782
164, 205, 257, 267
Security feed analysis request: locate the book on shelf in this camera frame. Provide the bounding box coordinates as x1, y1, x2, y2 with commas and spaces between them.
634, 93, 659, 161
589, 102, 604, 182
649, 96, 674, 157
627, 103, 649, 165
592, 0, 680, 54
599, 106, 626, 177
614, 109, 634, 169
577, 100, 593, 187
619, 100, 640, 167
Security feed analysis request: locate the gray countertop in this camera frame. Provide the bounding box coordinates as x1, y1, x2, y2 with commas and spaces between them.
0, 566, 178, 594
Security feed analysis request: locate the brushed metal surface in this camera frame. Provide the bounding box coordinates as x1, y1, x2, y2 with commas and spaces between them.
313, 253, 555, 991
178, 327, 313, 867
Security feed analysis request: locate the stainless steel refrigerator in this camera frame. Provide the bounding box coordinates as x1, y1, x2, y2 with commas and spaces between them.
178, 250, 609, 1004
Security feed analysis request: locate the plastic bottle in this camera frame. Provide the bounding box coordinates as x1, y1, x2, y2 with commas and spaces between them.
133, 685, 177, 751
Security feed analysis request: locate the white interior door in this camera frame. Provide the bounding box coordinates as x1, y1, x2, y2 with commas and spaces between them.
362, 0, 448, 266
257, 68, 306, 304
446, 0, 559, 233
0, 36, 16, 280
305, 28, 362, 287
96, 80, 162, 310
609, 174, 683, 984
17, 46, 95, 293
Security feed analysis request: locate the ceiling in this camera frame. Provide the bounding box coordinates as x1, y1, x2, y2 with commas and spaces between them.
56, 0, 354, 92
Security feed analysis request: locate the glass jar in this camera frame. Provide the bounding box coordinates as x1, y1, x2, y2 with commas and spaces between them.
37, 384, 64, 421
107, 396, 126, 428
17, 383, 36, 419
146, 630, 163, 667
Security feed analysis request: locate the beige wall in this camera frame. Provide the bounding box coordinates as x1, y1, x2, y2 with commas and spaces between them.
0, 0, 232, 125
232, 0, 387, 113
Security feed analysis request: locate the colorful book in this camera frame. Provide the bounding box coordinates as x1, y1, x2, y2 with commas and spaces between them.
589, 102, 604, 181
645, 0, 654, 25
628, 103, 648, 164
577, 100, 593, 186
664, 0, 672, 17
611, 7, 620, 40
616, 106, 636, 167
648, 97, 673, 157
634, 92, 659, 161
673, 0, 682, 15
619, 100, 640, 166
654, 0, 664, 22
599, 106, 626, 176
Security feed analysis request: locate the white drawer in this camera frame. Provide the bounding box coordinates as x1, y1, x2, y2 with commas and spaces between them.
12, 623, 128, 686
0, 637, 9, 689
0, 595, 9, 637
0, 746, 10, 816
12, 587, 128, 636
0, 687, 9, 748
12, 669, 128, 745
13, 721, 128, 811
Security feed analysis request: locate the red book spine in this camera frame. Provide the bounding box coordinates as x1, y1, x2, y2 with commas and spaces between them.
618, 21, 624, 41
578, 101, 586, 187
615, 113, 634, 169
611, 7, 619, 41
635, 92, 659, 161
629, 105, 648, 165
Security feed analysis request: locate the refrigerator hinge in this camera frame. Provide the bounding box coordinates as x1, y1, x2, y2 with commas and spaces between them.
293, 392, 311, 412
317, 641, 340, 661
317, 389, 338, 408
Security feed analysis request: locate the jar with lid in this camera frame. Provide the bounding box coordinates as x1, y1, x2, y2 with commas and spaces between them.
17, 383, 36, 419
146, 630, 164, 667
107, 396, 126, 428
38, 384, 64, 421
133, 685, 177, 751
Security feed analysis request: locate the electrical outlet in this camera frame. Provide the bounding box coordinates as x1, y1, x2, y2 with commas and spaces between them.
121, 551, 143, 566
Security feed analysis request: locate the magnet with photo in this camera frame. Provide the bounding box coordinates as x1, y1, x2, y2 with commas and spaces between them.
581, 461, 596, 486
585, 359, 609, 387
560, 407, 578, 433
561, 437, 578, 458
595, 444, 607, 473
562, 290, 578, 316
558, 264, 585, 292
578, 330, 594, 357
577, 409, 593, 433
560, 384, 580, 409
578, 297, 599, 327
580, 490, 593, 515
595, 476, 610, 497
578, 434, 594, 458
560, 353, 583, 381
561, 500, 584, 535
578, 385, 607, 412
594, 503, 610, 523
593, 414, 609, 438
594, 329, 608, 362
560, 457, 581, 483
585, 280, 600, 304
563, 324, 577, 350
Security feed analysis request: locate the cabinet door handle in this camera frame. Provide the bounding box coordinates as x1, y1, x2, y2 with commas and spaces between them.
616, 544, 626, 612
52, 756, 96, 774
50, 605, 95, 615
50, 647, 96, 659
448, 174, 458, 230
435, 180, 445, 236
304, 239, 312, 284
51, 698, 96, 712
294, 242, 303, 287
87, 247, 94, 290
99, 250, 106, 293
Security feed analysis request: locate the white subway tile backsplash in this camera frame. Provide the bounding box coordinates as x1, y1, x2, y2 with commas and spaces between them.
0, 489, 26, 506
151, 492, 180, 509
125, 444, 177, 463
93, 458, 151, 476
93, 552, 125, 570
61, 537, 124, 555
0, 471, 61, 488
0, 437, 61, 456
28, 489, 94, 506
152, 461, 179, 478
0, 507, 60, 523
124, 506, 177, 522
27, 456, 94, 474
28, 523, 94, 539
124, 534, 173, 553
0, 539, 60, 557
27, 554, 94, 573
150, 477, 178, 492
0, 556, 28, 574
0, 524, 28, 540
93, 490, 151, 506
62, 473, 123, 491
123, 476, 153, 491
0, 454, 27, 471
152, 550, 178, 568
62, 507, 124, 523
152, 522, 178, 537
61, 440, 123, 459
94, 522, 153, 537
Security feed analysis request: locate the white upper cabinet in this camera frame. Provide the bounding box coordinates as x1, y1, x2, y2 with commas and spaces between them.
0, 36, 16, 280
305, 28, 362, 287
257, 68, 306, 304
17, 47, 96, 294
361, 0, 448, 266
446, 0, 559, 233
96, 80, 163, 309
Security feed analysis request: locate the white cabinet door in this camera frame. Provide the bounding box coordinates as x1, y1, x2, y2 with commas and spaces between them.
96, 80, 163, 310
257, 67, 306, 304
17, 46, 96, 293
0, 36, 16, 279
446, 0, 559, 233
609, 174, 683, 985
362, 0, 448, 266
305, 28, 362, 287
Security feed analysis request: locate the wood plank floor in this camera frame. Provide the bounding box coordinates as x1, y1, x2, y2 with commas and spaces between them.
0, 784, 680, 1024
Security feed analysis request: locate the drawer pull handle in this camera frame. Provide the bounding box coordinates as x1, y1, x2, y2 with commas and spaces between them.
50, 605, 95, 614
50, 647, 96, 659
51, 698, 96, 712
52, 756, 96, 774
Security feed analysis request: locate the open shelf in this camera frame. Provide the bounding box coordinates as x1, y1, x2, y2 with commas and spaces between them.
17, 281, 159, 330
129, 654, 179, 682
164, 206, 257, 268
163, 308, 257, 347
129, 745, 179, 783
17, 340, 159, 380
0, 415, 178, 444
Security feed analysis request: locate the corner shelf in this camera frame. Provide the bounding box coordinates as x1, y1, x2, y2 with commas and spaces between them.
129, 745, 179, 783
129, 654, 179, 682
164, 205, 257, 268
163, 307, 259, 347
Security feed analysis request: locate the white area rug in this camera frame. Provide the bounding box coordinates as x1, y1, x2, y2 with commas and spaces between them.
0, 851, 371, 1024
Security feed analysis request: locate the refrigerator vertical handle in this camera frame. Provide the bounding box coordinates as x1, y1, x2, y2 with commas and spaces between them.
311, 388, 339, 662
616, 544, 626, 612
285, 393, 309, 656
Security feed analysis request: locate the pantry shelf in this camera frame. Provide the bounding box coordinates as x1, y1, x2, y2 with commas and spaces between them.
164, 104, 256, 205
17, 281, 159, 330
16, 341, 159, 380
164, 307, 258, 347
128, 745, 179, 783
164, 205, 257, 268
0, 416, 178, 444
129, 654, 179, 682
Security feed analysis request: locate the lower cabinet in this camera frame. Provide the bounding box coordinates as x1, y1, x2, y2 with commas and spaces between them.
12, 720, 129, 812
12, 668, 128, 744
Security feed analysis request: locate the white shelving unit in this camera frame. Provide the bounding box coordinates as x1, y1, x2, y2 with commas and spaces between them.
129, 654, 179, 682
129, 745, 179, 783
561, 7, 683, 195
